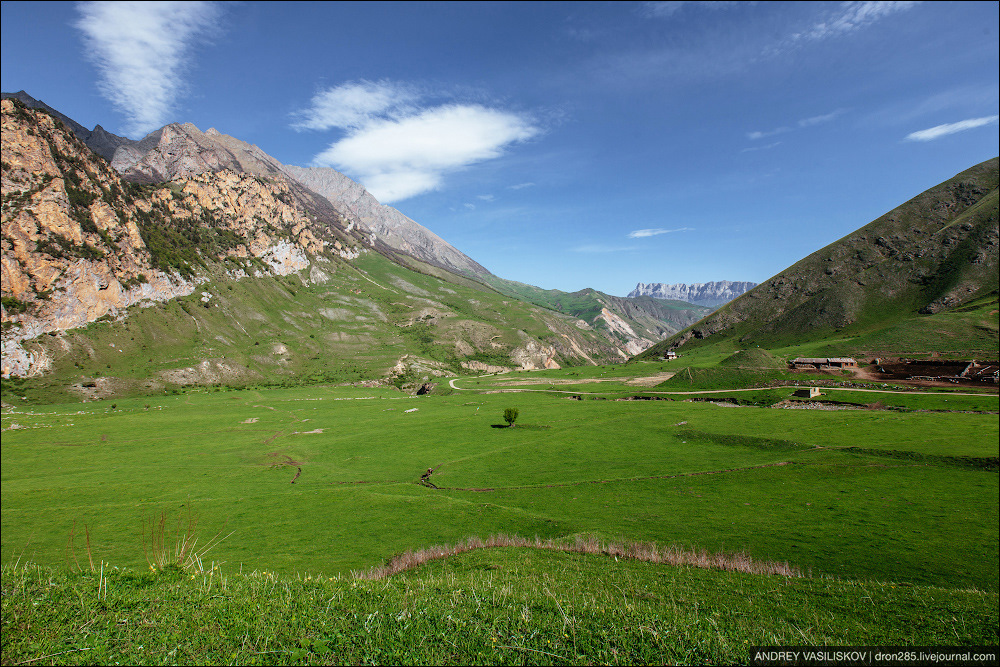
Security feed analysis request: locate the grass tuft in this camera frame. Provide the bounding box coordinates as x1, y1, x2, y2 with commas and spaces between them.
142, 507, 233, 572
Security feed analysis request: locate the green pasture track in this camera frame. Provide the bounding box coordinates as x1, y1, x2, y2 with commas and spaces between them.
2, 547, 996, 666
2, 387, 996, 591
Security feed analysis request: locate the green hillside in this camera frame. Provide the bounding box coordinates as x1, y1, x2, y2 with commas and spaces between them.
485, 276, 711, 341
641, 158, 1000, 359
3, 251, 637, 404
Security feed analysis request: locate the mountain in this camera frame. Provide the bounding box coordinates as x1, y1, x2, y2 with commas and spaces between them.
101, 119, 491, 279
1, 91, 133, 161
485, 277, 712, 357
1, 97, 653, 395
640, 158, 999, 358
628, 281, 758, 308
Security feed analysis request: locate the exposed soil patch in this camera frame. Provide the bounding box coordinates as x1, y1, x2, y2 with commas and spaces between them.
492, 377, 627, 387
266, 452, 303, 484
626, 372, 676, 387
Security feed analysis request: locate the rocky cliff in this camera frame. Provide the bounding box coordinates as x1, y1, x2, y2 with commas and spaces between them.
1, 99, 365, 376
628, 281, 758, 308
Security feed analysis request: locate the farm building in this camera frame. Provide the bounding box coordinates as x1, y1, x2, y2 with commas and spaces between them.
793, 387, 822, 398
790, 357, 858, 370
663, 350, 678, 360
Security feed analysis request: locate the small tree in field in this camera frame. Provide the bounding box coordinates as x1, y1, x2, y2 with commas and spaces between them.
503, 407, 519, 427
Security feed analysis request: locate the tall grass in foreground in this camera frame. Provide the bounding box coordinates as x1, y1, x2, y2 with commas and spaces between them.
142, 509, 234, 572
353, 533, 804, 579
3, 547, 994, 666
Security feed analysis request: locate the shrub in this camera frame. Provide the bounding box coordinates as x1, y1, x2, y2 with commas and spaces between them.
503, 407, 519, 427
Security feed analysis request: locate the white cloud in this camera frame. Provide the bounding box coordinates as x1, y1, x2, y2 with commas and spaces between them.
304, 86, 540, 202
905, 115, 1000, 141
463, 203, 476, 210
508, 182, 536, 190
627, 227, 692, 238
75, 1, 221, 138
291, 80, 417, 131
477, 194, 496, 202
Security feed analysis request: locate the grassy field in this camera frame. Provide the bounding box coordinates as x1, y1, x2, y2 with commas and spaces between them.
3, 382, 996, 592
3, 546, 996, 666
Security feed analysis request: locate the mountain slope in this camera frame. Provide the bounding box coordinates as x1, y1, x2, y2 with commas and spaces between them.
640, 158, 999, 357
485, 277, 712, 357
100, 119, 492, 280
628, 281, 758, 308
282, 165, 492, 279
1, 99, 644, 395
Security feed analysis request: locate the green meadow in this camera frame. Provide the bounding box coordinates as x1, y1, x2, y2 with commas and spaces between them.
3, 381, 997, 592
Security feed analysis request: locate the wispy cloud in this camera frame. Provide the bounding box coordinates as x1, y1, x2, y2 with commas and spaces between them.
747, 127, 791, 141
741, 141, 782, 153
296, 80, 539, 203
798, 108, 848, 127
75, 1, 221, 138
787, 1, 920, 44
747, 109, 848, 142
508, 182, 536, 190
905, 115, 1000, 141
476, 194, 496, 202
641, 1, 743, 19
612, 2, 919, 87
627, 227, 692, 238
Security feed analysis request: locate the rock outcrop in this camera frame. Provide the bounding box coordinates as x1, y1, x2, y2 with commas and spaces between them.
1, 90, 133, 161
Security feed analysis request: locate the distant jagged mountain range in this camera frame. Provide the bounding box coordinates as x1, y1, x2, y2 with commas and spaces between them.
628, 281, 758, 308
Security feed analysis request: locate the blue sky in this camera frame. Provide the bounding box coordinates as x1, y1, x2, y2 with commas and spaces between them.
2, 1, 998, 296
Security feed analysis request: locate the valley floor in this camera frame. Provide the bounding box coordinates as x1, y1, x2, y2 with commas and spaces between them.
2, 374, 996, 664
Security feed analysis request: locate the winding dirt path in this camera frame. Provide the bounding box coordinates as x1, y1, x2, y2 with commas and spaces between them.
448, 376, 994, 398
